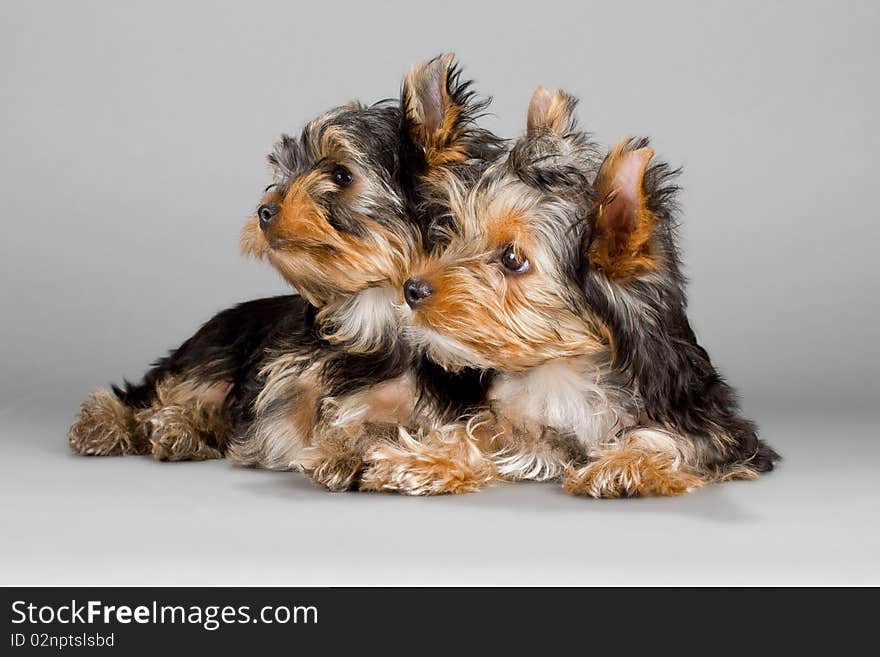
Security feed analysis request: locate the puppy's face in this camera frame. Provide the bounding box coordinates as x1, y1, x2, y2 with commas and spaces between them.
402, 88, 609, 371
242, 54, 504, 309
241, 102, 416, 307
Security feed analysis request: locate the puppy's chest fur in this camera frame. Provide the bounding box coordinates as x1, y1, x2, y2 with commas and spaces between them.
487, 355, 636, 453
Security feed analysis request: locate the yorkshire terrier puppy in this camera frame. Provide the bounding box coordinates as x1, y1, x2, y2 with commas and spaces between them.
392, 87, 780, 497
69, 55, 504, 492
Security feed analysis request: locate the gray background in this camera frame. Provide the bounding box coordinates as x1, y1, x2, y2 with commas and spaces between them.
1, 1, 877, 585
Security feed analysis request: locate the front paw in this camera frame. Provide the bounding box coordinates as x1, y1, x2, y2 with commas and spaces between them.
68, 389, 149, 456
146, 406, 225, 461
304, 454, 365, 492
360, 431, 494, 496
563, 448, 704, 498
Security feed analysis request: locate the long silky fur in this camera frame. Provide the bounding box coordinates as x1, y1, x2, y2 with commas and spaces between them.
582, 138, 780, 474
71, 55, 505, 489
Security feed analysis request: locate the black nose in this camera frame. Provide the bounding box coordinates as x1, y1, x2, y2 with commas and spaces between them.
258, 204, 279, 231
404, 277, 433, 308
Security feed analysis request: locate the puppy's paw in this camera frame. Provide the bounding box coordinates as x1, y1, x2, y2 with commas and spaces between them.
360, 428, 495, 496
146, 405, 225, 461
68, 389, 149, 456
302, 452, 364, 492
563, 447, 704, 498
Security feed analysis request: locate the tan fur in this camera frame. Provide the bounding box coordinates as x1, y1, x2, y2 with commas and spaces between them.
562, 430, 706, 498
142, 377, 232, 461
68, 389, 150, 456
360, 423, 498, 495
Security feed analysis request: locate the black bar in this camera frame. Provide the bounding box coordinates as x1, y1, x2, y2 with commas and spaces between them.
0, 587, 872, 651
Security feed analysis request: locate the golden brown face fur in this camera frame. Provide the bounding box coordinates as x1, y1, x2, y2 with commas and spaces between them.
240, 103, 419, 308
404, 179, 609, 371
241, 176, 414, 306
401, 88, 610, 371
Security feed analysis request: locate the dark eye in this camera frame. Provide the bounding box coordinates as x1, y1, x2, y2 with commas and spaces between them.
500, 245, 530, 274
331, 165, 354, 187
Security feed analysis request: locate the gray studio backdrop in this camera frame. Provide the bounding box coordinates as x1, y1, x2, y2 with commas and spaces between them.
1, 0, 877, 416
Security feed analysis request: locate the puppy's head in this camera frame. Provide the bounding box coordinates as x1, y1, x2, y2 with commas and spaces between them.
402, 87, 680, 373
241, 100, 414, 307
400, 87, 603, 370
242, 54, 503, 311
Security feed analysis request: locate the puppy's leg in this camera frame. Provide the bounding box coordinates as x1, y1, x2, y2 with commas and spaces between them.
563, 428, 706, 498
144, 377, 232, 461
493, 424, 589, 483
300, 422, 398, 492
359, 417, 499, 495
68, 389, 150, 456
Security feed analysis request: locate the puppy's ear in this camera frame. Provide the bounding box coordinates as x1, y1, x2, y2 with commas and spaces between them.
526, 86, 578, 136
402, 53, 491, 166
588, 139, 658, 279
509, 86, 593, 192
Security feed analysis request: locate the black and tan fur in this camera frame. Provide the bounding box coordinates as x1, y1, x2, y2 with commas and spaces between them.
69, 68, 777, 500
396, 87, 780, 497
68, 55, 505, 491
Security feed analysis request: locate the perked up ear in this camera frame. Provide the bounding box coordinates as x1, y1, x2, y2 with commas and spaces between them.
588, 139, 657, 279
402, 53, 487, 166
508, 86, 595, 193
526, 86, 578, 136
